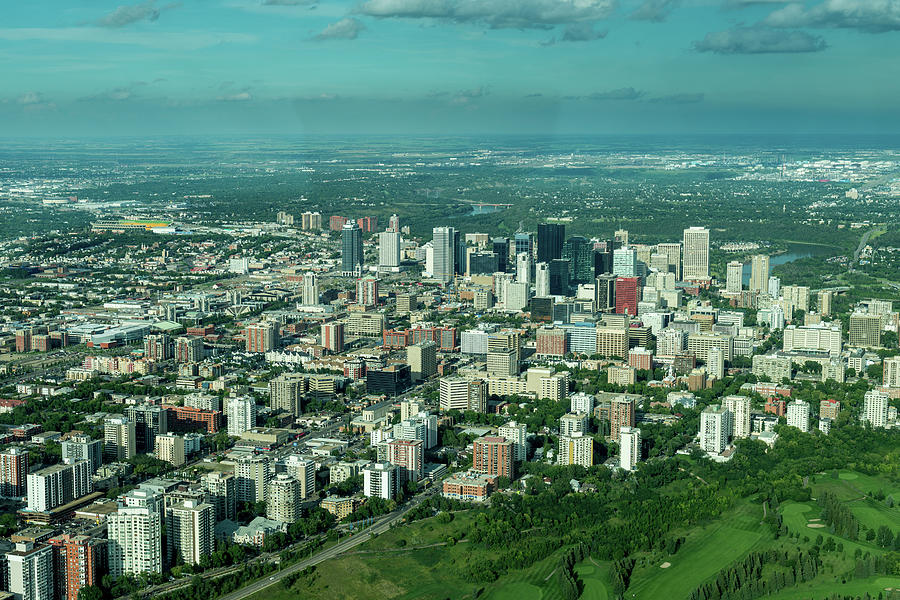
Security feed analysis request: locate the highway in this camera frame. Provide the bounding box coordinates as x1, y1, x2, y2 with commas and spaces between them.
218, 486, 439, 600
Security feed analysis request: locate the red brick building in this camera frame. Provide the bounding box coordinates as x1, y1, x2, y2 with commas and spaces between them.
473, 436, 513, 479
615, 277, 639, 316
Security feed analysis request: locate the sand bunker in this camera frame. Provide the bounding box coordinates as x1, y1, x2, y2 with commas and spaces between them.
660, 562, 671, 569
807, 523, 826, 528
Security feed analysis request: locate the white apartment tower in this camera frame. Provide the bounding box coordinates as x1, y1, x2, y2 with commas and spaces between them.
619, 427, 641, 471
682, 227, 710, 280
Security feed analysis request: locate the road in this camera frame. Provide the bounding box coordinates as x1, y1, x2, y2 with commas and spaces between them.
218, 487, 439, 600
851, 228, 875, 268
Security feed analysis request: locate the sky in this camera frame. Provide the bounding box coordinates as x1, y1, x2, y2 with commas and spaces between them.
1, 0, 899, 136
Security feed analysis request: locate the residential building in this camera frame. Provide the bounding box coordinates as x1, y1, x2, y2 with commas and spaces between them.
752, 354, 792, 382
498, 421, 527, 462
749, 255, 769, 294
268, 372, 305, 417
386, 439, 424, 484
849, 312, 882, 348
266, 475, 301, 524
125, 404, 168, 453
48, 534, 104, 600
560, 412, 589, 437
619, 427, 641, 471
226, 397, 256, 437
783, 324, 842, 355
378, 230, 401, 269
103, 416, 136, 462
558, 432, 593, 468
174, 336, 203, 363
441, 471, 497, 502
610, 397, 635, 442
363, 462, 398, 500
26, 461, 92, 513
407, 341, 437, 382
863, 390, 889, 428
820, 399, 840, 421
5, 542, 53, 600
0, 447, 28, 498
234, 454, 272, 504
473, 436, 514, 479
108, 489, 162, 576
786, 400, 810, 432
341, 220, 364, 276
570, 392, 594, 415
431, 226, 455, 283
284, 455, 316, 499
154, 434, 185, 466
725, 260, 743, 294
202, 471, 236, 522
700, 405, 731, 454
883, 356, 900, 388
722, 395, 751, 438
245, 322, 278, 353
61, 435, 102, 474
166, 500, 215, 565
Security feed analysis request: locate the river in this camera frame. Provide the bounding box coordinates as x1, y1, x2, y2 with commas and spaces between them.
741, 242, 833, 285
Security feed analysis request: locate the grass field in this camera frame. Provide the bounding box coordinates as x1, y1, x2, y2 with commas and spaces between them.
628, 501, 770, 600
762, 576, 900, 600
809, 470, 900, 533
574, 560, 611, 600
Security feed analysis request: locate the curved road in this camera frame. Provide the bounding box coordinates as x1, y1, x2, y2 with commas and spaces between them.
218, 487, 439, 600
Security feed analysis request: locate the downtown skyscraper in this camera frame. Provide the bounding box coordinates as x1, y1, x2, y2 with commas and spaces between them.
341, 220, 364, 276
537, 223, 564, 264
682, 227, 710, 281
432, 226, 455, 283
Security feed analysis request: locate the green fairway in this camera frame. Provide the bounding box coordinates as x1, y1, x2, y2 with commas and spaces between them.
484, 581, 543, 600
762, 575, 900, 600
628, 503, 769, 600
780, 502, 880, 556
838, 472, 858, 481
574, 560, 611, 600
848, 497, 900, 531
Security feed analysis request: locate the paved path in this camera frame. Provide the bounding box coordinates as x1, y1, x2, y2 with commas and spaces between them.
218, 488, 439, 600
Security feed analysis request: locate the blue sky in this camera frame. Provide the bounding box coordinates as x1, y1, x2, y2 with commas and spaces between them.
1, 0, 899, 135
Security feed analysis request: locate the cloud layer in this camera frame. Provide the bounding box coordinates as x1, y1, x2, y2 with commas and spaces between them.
356, 0, 616, 29
694, 27, 828, 54
95, 1, 179, 28
314, 17, 366, 40
764, 0, 900, 33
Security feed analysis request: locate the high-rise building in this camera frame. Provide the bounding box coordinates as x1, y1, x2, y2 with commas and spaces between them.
487, 348, 519, 377
269, 373, 305, 416
143, 333, 173, 361
862, 390, 889, 428
154, 434, 185, 466
596, 326, 628, 359
558, 432, 593, 468
516, 252, 533, 284
363, 462, 398, 499
560, 412, 589, 437
656, 242, 681, 280
884, 356, 900, 388
849, 313, 882, 347
563, 236, 593, 285
498, 421, 527, 462
245, 322, 278, 353
537, 223, 564, 263
722, 395, 751, 438
108, 489, 162, 577
6, 541, 54, 600
786, 400, 810, 432
682, 227, 710, 281
514, 232, 533, 257
614, 277, 639, 316
378, 230, 401, 270
431, 226, 455, 283
174, 336, 203, 363
202, 471, 236, 522
613, 246, 637, 278
492, 237, 510, 272
610, 397, 635, 443
103, 416, 136, 462
356, 277, 379, 307
302, 272, 319, 306
234, 454, 272, 504
536, 326, 567, 357
301, 211, 322, 230
407, 340, 437, 382
266, 474, 301, 524
125, 404, 168, 453
725, 260, 743, 294
706, 346, 725, 380
226, 397, 256, 437
387, 213, 400, 232
473, 436, 514, 479
747, 255, 769, 294
548, 258, 570, 295
61, 435, 102, 474
284, 455, 316, 499
166, 499, 215, 565
341, 220, 364, 276
0, 447, 28, 498
619, 426, 641, 471
700, 405, 732, 453
49, 534, 104, 600
535, 262, 550, 297
386, 439, 424, 484
26, 460, 92, 513
595, 274, 616, 312
321, 321, 345, 353
818, 290, 833, 316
